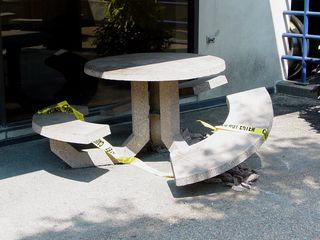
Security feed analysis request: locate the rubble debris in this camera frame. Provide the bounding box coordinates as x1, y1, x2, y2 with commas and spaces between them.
204, 163, 260, 192
220, 172, 234, 183
232, 185, 250, 192
204, 178, 222, 183
181, 128, 192, 142
181, 128, 208, 145
240, 182, 252, 189
180, 128, 261, 191
190, 132, 204, 139
244, 173, 260, 184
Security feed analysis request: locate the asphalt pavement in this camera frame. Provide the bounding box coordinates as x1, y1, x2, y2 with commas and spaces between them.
0, 93, 319, 240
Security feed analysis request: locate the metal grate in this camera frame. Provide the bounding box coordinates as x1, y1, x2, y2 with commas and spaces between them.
282, 0, 320, 85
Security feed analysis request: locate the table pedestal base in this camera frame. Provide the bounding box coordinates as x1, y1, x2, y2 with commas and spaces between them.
119, 81, 150, 156
158, 81, 188, 151
117, 81, 187, 156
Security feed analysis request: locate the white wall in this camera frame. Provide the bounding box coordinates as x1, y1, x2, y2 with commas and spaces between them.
197, 0, 289, 100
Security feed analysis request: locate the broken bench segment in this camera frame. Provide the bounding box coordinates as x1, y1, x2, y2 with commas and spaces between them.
193, 75, 228, 95
32, 105, 113, 168
179, 75, 228, 95
170, 87, 273, 186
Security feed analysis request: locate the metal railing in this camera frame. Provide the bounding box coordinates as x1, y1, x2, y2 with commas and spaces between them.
282, 0, 320, 85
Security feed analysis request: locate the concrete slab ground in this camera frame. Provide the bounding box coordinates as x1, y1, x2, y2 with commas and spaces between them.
0, 93, 320, 240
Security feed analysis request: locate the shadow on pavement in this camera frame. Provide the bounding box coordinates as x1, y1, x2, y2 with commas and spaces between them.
0, 139, 109, 182
167, 180, 228, 198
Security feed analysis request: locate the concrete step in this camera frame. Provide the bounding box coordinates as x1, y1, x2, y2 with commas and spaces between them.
276, 80, 320, 99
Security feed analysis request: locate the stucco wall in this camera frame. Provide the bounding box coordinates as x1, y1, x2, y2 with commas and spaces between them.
197, 0, 289, 100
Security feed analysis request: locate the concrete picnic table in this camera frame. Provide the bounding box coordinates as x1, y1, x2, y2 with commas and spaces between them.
84, 52, 225, 156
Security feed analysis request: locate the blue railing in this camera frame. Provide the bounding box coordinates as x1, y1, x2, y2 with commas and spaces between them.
282, 0, 320, 85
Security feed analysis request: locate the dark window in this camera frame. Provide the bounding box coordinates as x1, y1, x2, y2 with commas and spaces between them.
0, 0, 191, 141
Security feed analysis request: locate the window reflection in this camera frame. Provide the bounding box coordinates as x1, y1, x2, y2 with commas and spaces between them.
0, 0, 188, 123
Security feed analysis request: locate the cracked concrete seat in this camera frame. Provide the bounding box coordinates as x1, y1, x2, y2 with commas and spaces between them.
170, 87, 273, 186
32, 106, 113, 168
179, 75, 228, 95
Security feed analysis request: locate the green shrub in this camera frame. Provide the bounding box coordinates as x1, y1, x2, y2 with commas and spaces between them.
94, 0, 171, 56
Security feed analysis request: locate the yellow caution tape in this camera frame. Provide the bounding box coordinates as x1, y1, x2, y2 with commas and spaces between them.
37, 100, 84, 121
197, 120, 269, 141
92, 137, 174, 178
37, 101, 173, 178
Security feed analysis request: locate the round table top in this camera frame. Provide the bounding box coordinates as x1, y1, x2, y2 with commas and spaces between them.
84, 52, 225, 82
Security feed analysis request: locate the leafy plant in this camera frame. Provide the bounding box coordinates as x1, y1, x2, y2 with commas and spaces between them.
94, 0, 171, 56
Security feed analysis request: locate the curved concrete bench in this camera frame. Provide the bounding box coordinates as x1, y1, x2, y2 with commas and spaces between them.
170, 87, 273, 186
32, 106, 113, 168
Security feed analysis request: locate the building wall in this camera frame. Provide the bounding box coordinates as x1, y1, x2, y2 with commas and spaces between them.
197, 0, 289, 100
